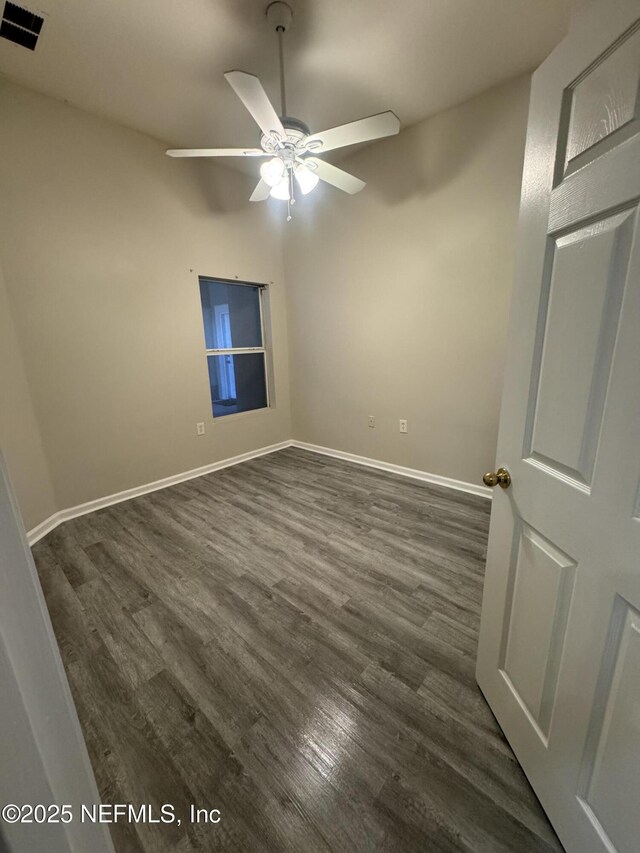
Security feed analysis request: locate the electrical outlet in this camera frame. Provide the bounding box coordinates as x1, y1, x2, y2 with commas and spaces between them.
368, 415, 375, 428
196, 422, 205, 436
399, 419, 408, 434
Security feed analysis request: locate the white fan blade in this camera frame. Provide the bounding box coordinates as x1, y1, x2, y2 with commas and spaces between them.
305, 158, 366, 194
166, 148, 268, 158
306, 111, 399, 153
250, 178, 272, 202
224, 71, 286, 140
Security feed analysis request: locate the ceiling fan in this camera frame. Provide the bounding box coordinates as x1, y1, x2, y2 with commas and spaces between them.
166, 1, 400, 219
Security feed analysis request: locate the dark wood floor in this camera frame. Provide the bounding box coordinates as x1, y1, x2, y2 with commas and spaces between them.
33, 448, 562, 853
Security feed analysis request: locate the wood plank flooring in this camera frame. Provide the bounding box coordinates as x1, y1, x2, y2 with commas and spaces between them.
32, 447, 562, 853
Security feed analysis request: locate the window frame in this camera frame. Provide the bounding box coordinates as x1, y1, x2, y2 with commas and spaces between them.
198, 276, 271, 418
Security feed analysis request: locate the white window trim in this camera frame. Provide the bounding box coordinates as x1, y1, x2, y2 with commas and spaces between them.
206, 347, 265, 355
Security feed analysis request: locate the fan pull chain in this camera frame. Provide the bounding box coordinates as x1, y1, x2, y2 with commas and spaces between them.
286, 166, 293, 221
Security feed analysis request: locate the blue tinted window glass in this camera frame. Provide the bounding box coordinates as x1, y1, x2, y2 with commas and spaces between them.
206, 353, 267, 418
199, 279, 262, 349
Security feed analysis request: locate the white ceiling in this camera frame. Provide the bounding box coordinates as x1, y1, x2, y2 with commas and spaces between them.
0, 0, 573, 152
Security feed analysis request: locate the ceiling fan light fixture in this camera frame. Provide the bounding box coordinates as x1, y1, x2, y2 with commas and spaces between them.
294, 163, 319, 195
260, 157, 285, 187
270, 175, 290, 200
166, 2, 400, 217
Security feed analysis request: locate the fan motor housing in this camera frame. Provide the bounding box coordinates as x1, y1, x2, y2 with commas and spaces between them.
260, 118, 311, 156
280, 116, 310, 136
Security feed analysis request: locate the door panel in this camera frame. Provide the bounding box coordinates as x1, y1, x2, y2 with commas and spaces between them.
501, 524, 576, 741
563, 23, 640, 173
526, 209, 634, 486
476, 3, 640, 852
578, 598, 640, 853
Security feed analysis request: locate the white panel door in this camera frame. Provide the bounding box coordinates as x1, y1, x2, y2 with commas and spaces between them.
476, 4, 640, 853
0, 452, 114, 853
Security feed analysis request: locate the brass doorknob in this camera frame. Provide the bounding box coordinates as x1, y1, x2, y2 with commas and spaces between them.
483, 467, 512, 489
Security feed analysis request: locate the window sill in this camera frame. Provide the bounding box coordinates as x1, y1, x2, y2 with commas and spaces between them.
211, 406, 273, 424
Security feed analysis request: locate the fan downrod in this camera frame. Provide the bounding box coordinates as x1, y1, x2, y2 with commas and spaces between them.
266, 2, 293, 119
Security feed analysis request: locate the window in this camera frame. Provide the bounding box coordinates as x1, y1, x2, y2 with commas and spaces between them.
198, 277, 269, 418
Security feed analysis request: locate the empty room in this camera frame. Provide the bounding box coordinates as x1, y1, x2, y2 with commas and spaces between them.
1, 1, 638, 851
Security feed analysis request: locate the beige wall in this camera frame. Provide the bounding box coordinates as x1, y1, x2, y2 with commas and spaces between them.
0, 78, 291, 519
284, 75, 530, 485
0, 258, 56, 530
0, 72, 530, 530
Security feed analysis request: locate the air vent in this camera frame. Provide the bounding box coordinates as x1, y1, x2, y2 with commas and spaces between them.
1, 2, 44, 50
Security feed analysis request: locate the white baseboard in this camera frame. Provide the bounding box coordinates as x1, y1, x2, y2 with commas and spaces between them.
290, 440, 493, 500
27, 438, 490, 545
26, 513, 64, 546
27, 440, 291, 545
